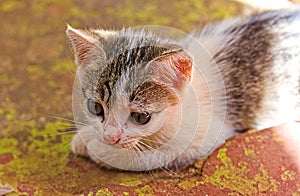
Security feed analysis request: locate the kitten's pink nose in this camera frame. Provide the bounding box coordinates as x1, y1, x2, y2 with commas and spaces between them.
103, 130, 123, 145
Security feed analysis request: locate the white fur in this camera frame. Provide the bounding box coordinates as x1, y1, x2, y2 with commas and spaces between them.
255, 16, 300, 129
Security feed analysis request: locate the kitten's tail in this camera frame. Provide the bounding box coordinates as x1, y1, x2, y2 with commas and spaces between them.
235, 0, 298, 12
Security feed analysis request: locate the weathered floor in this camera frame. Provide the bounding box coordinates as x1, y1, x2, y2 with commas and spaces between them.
79, 123, 300, 195
1, 0, 300, 195
2, 123, 300, 195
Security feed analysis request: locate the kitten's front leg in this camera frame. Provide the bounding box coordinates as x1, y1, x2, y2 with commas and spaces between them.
71, 125, 97, 157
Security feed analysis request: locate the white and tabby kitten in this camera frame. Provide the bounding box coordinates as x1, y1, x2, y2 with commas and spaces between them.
66, 7, 300, 171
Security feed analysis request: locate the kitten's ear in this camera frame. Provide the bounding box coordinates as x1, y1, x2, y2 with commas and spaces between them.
66, 24, 105, 66
152, 50, 193, 89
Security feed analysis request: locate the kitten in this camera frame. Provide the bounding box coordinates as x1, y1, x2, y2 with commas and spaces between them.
66, 7, 300, 171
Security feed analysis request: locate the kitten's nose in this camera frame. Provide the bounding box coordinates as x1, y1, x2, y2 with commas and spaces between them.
103, 129, 123, 145
103, 113, 124, 145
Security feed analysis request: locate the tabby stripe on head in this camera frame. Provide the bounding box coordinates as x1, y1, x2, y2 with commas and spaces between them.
99, 86, 105, 101
96, 46, 169, 108
103, 81, 112, 102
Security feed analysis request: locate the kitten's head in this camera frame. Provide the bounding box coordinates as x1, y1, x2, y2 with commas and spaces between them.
67, 25, 193, 166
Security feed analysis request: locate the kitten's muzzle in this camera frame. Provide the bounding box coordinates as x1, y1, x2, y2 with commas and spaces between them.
103, 129, 123, 145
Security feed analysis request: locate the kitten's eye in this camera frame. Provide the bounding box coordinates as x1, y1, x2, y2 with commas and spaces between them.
87, 99, 104, 116
130, 112, 151, 125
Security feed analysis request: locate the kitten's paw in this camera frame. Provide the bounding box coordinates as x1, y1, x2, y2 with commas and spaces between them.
71, 133, 88, 156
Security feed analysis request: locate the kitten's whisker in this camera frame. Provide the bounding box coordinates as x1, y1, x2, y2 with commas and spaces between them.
125, 148, 150, 182
137, 141, 172, 158
136, 142, 179, 177
128, 148, 139, 171
161, 165, 180, 177
141, 132, 175, 149
136, 146, 156, 180
136, 142, 149, 151
55, 124, 78, 129
53, 122, 76, 126
57, 129, 78, 134
39, 131, 78, 137
140, 137, 172, 147
133, 145, 152, 171
135, 144, 144, 152
56, 127, 77, 132
136, 141, 164, 165
138, 141, 160, 152
41, 114, 87, 126
57, 129, 78, 135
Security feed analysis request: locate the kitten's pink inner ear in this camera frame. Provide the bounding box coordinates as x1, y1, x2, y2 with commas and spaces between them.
66, 25, 101, 66
157, 51, 192, 81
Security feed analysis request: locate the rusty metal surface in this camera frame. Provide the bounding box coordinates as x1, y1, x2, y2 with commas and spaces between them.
1, 1, 300, 195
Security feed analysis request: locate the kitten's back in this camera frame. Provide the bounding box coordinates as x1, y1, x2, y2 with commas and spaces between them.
189, 8, 300, 130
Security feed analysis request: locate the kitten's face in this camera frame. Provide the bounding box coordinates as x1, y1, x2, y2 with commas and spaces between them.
81, 64, 180, 149
67, 25, 193, 169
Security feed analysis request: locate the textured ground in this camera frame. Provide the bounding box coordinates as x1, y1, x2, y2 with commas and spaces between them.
1, 0, 300, 195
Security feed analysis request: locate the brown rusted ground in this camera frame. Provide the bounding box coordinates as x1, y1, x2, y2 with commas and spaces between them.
1, 0, 300, 195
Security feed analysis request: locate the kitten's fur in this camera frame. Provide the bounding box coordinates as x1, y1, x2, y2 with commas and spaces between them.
67, 7, 300, 171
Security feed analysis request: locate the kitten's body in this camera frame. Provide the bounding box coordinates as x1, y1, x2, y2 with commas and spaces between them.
192, 8, 300, 130
67, 8, 300, 171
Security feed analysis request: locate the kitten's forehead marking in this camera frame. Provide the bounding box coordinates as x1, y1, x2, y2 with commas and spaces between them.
96, 45, 170, 107
129, 81, 178, 113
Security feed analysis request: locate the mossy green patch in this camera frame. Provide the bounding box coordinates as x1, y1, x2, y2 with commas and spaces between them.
178, 180, 202, 189
244, 148, 256, 157
135, 185, 154, 196
118, 174, 142, 187
123, 192, 129, 196
281, 167, 296, 181
202, 147, 278, 195
88, 192, 94, 196
0, 0, 25, 12
95, 188, 113, 196
0, 119, 74, 192
255, 134, 267, 142
0, 138, 20, 158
